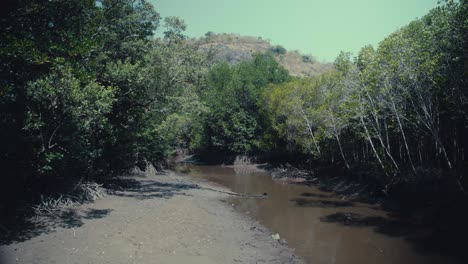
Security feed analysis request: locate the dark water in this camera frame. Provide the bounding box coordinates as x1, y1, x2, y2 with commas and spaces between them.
179, 164, 462, 264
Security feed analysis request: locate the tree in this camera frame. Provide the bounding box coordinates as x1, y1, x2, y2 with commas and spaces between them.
201, 53, 290, 154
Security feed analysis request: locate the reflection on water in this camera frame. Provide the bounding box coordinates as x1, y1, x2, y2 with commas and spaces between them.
180, 164, 463, 264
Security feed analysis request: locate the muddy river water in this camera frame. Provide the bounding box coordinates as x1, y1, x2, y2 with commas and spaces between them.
179, 164, 462, 264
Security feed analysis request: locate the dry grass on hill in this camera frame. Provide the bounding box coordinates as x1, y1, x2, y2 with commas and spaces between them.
189, 33, 334, 77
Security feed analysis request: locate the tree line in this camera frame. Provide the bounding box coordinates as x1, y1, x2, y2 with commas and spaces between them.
260, 0, 467, 192
0, 0, 292, 201
0, 0, 207, 199
195, 0, 467, 193
0, 0, 466, 201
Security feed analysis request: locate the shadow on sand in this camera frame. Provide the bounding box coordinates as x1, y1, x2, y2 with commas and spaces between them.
105, 178, 198, 200
0, 208, 113, 246
0, 177, 198, 246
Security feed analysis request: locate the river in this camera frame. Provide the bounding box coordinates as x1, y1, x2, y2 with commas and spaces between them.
178, 164, 462, 264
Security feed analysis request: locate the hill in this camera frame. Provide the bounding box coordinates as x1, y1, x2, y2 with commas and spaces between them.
190, 33, 334, 77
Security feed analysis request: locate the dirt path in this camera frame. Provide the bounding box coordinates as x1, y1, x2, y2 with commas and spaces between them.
0, 172, 303, 264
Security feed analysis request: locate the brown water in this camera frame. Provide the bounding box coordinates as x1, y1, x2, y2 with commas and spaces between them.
180, 164, 462, 264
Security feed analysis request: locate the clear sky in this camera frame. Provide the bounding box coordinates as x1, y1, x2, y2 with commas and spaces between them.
149, 0, 439, 62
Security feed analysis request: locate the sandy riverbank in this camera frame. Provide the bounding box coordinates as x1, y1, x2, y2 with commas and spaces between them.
0, 171, 303, 264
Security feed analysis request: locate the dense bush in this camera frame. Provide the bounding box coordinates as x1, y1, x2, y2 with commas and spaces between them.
1, 0, 466, 203
0, 0, 206, 200
269, 45, 287, 55
260, 0, 468, 192
199, 53, 290, 154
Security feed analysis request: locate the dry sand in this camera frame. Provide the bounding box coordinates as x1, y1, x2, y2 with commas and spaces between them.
0, 171, 303, 264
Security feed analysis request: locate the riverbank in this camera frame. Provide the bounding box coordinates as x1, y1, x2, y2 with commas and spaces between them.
260, 162, 468, 263
178, 163, 467, 264
0, 171, 303, 264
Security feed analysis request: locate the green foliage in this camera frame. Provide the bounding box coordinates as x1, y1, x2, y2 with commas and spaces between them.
23, 64, 115, 178
156, 90, 208, 153
163, 17, 187, 43
269, 45, 287, 55
0, 0, 208, 199
260, 73, 351, 156
302, 55, 314, 63
205, 31, 216, 38
334, 51, 353, 74
356, 45, 375, 72
200, 53, 290, 154
1, 0, 466, 201
260, 0, 468, 191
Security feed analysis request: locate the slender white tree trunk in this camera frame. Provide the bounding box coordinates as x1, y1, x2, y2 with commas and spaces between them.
359, 110, 386, 172
390, 99, 416, 174
334, 133, 350, 169
298, 107, 321, 155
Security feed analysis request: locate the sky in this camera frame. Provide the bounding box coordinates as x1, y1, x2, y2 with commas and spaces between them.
149, 0, 439, 62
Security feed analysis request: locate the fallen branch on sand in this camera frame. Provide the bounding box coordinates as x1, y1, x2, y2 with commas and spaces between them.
199, 186, 269, 198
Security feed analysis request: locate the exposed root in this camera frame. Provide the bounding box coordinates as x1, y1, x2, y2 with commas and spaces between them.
234, 155, 253, 166
271, 163, 312, 180
74, 182, 107, 202
32, 182, 107, 216
32, 195, 78, 215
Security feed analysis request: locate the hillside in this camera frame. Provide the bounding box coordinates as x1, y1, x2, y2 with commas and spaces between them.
190, 33, 334, 77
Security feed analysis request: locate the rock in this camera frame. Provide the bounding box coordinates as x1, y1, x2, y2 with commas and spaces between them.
271, 233, 280, 240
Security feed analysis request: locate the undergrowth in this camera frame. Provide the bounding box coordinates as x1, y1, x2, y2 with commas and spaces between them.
32, 182, 107, 216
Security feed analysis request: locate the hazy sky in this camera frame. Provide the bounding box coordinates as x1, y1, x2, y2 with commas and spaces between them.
149, 0, 438, 62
